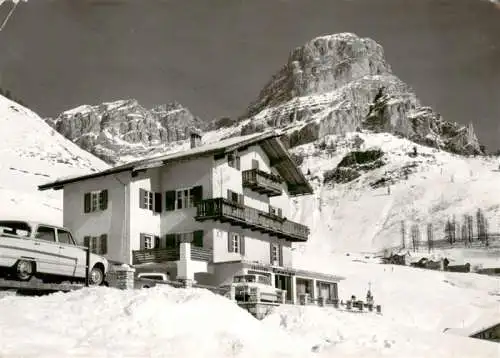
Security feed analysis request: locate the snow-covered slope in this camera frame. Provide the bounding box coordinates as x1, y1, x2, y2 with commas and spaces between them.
0, 95, 108, 225
287, 131, 500, 255
0, 264, 498, 358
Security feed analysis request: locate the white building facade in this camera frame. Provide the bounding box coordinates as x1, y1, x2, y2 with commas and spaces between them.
39, 131, 342, 304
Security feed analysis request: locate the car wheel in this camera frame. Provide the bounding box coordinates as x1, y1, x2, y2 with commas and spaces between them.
89, 266, 104, 286
143, 285, 150, 289
14, 260, 34, 281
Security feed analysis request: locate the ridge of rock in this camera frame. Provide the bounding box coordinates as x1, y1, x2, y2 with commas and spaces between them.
241, 33, 481, 155
45, 99, 205, 164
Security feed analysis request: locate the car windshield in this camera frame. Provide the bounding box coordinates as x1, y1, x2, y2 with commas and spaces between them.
0, 221, 32, 237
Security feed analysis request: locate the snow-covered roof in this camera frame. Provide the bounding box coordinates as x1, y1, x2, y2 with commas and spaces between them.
38, 130, 313, 196
444, 313, 500, 337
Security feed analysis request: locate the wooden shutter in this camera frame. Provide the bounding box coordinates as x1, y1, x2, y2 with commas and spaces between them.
269, 243, 274, 264
277, 208, 283, 218
191, 186, 203, 206
154, 192, 162, 213
154, 235, 161, 248
227, 232, 233, 252
193, 230, 204, 247
165, 190, 176, 211
139, 189, 146, 209
99, 190, 108, 210
140, 233, 146, 250
228, 153, 234, 168
83, 236, 91, 248
84, 193, 91, 213
227, 189, 232, 201
100, 234, 108, 255
278, 244, 284, 267
240, 235, 245, 256
238, 194, 245, 206
165, 234, 176, 248
251, 159, 259, 169
235, 156, 241, 170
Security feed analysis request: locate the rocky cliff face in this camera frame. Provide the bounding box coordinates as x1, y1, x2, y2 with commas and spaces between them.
241, 33, 481, 155
45, 99, 205, 164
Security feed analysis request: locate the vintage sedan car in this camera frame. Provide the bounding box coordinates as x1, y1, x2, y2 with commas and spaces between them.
0, 220, 109, 285
221, 273, 285, 303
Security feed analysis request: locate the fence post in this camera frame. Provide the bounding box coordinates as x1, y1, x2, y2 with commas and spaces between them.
85, 246, 90, 287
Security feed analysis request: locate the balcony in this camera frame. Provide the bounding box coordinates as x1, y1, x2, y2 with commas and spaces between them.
195, 198, 309, 242
132, 246, 212, 265
242, 169, 282, 197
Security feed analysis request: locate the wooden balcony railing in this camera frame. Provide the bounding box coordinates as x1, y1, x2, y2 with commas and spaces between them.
132, 246, 212, 265
242, 169, 282, 197
195, 198, 309, 242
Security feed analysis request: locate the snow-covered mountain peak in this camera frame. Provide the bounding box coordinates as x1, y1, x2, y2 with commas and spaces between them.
241, 32, 481, 156
0, 95, 108, 225
46, 99, 205, 164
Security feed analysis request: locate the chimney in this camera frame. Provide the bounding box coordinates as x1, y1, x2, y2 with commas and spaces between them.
190, 130, 202, 149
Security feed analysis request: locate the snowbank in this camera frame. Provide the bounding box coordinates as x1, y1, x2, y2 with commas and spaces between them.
0, 262, 498, 358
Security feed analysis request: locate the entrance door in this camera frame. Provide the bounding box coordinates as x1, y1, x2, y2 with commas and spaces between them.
275, 274, 292, 302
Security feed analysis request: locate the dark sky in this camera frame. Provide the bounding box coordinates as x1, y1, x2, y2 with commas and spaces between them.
1, 0, 499, 149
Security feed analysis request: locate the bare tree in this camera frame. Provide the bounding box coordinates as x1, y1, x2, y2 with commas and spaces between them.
445, 218, 453, 244
401, 220, 406, 249
467, 215, 473, 243
411, 224, 420, 252
476, 208, 487, 242
427, 223, 434, 252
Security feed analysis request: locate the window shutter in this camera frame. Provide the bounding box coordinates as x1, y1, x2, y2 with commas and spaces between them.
83, 236, 91, 248
139, 189, 146, 209
165, 190, 176, 211
84, 193, 91, 213
100, 234, 108, 255
277, 208, 283, 218
191, 185, 203, 207
154, 192, 162, 213
227, 232, 233, 252
165, 234, 176, 248
227, 189, 232, 201
154, 235, 161, 248
228, 153, 234, 168
269, 243, 274, 264
240, 235, 246, 256
140, 233, 146, 250
99, 190, 108, 210
252, 159, 259, 169
278, 244, 284, 267
193, 230, 204, 247
235, 156, 241, 170
238, 194, 244, 206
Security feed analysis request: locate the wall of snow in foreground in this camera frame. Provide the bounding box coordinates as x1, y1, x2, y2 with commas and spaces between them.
0, 275, 498, 358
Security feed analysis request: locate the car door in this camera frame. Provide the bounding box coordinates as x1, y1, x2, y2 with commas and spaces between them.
33, 225, 62, 275
56, 229, 86, 278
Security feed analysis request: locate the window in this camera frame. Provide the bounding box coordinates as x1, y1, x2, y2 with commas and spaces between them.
165, 230, 204, 248
144, 235, 153, 250
83, 234, 108, 255
139, 189, 162, 212
228, 152, 241, 170
251, 159, 259, 169
84, 190, 108, 213
270, 243, 283, 266
176, 188, 194, 210
140, 233, 161, 250
269, 205, 283, 217
165, 186, 202, 211
228, 232, 245, 254
57, 229, 75, 245
36, 226, 56, 242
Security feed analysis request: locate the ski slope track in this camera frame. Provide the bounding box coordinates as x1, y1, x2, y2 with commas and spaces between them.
0, 95, 108, 225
